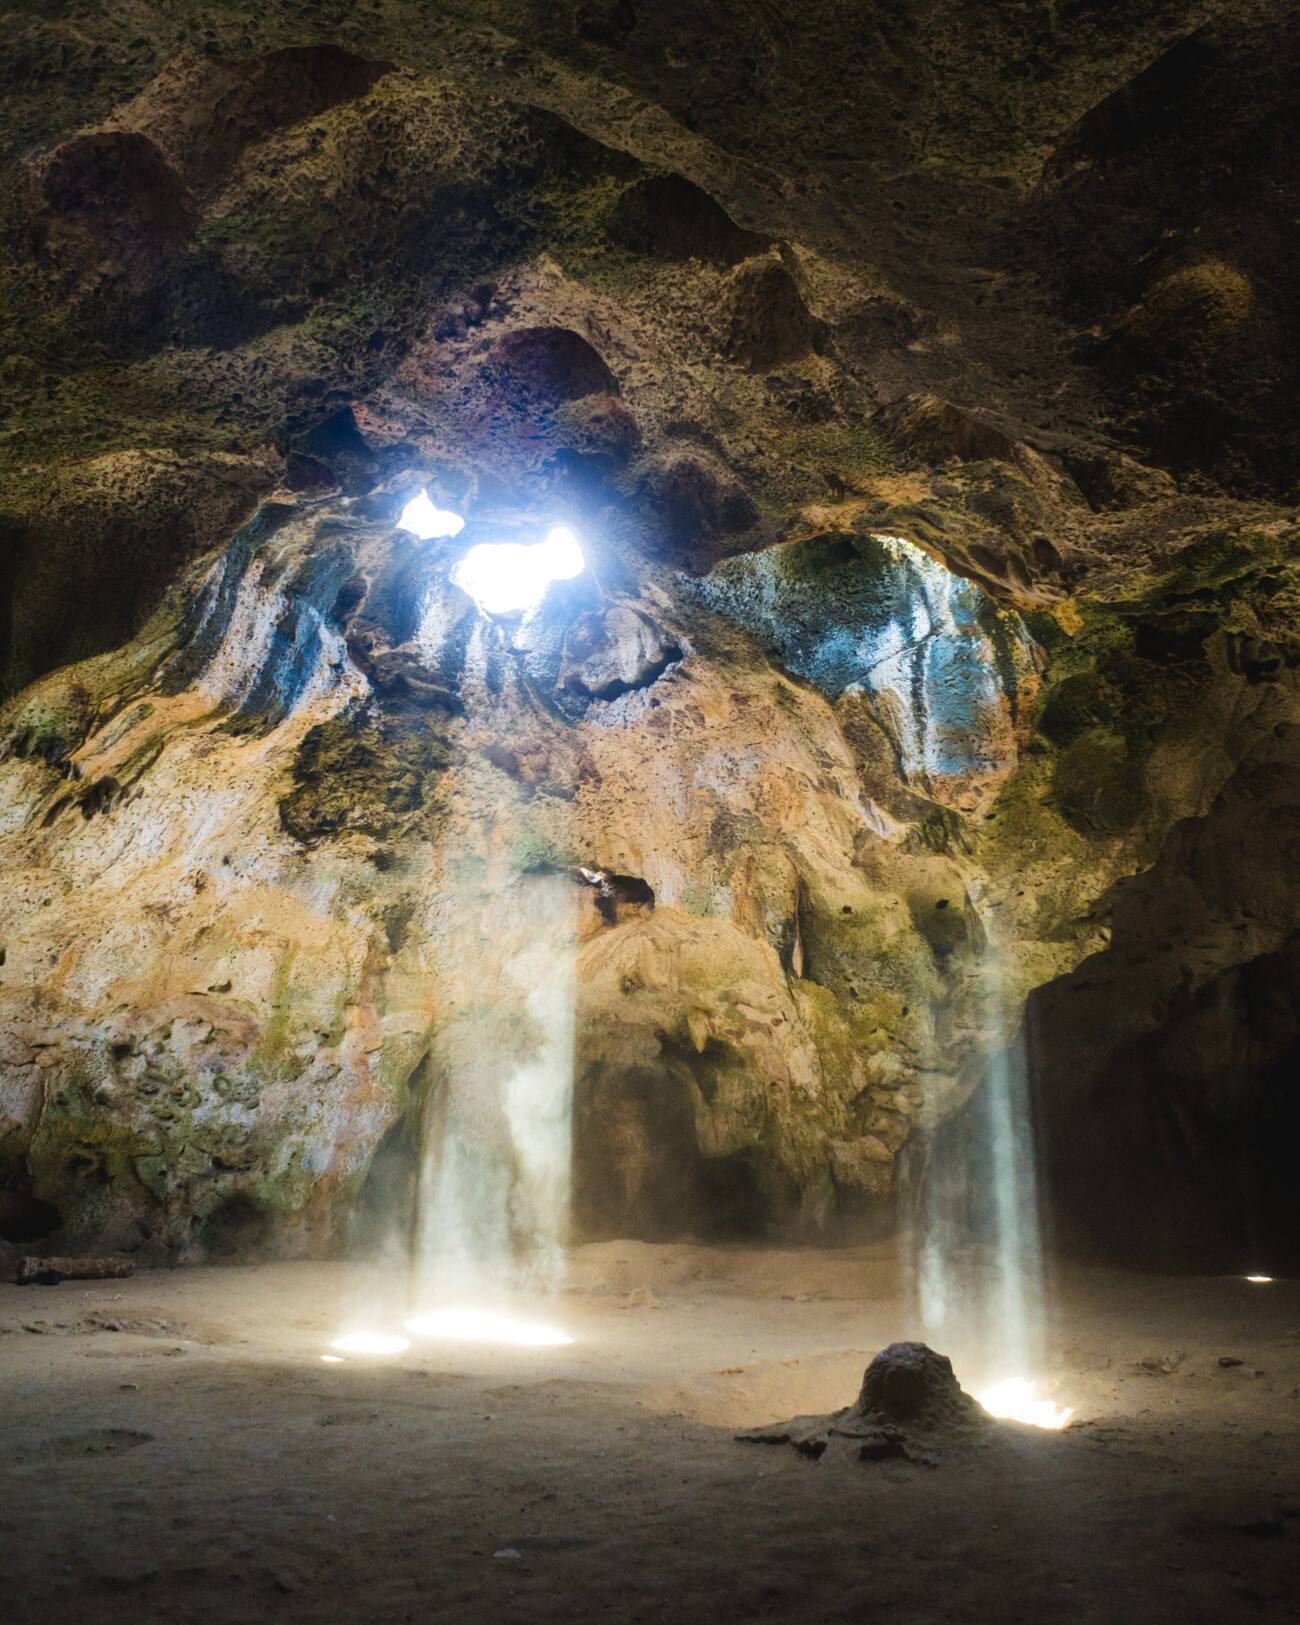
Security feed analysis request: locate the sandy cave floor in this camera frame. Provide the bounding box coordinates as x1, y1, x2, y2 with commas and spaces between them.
0, 1243, 1297, 1625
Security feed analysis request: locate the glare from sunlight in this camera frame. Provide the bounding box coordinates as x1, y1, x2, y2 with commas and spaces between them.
977, 1376, 1075, 1430
328, 1331, 411, 1356
397, 489, 466, 540
1244, 1274, 1274, 1284
453, 524, 585, 615
405, 1307, 574, 1347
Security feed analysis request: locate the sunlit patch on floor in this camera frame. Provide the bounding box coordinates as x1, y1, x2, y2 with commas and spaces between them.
405, 1308, 574, 1347
977, 1376, 1075, 1429
328, 1331, 411, 1356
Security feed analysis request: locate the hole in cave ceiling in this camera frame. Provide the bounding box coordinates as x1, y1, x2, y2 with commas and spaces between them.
453, 525, 586, 616
397, 490, 466, 541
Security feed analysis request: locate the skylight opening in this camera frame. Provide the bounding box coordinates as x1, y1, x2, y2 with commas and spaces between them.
453, 525, 586, 616
398, 490, 466, 540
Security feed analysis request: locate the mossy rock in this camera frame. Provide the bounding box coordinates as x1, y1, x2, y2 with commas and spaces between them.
1052, 726, 1144, 837
1126, 259, 1254, 355
1035, 671, 1112, 747
906, 888, 971, 960
279, 708, 450, 843
510, 832, 581, 873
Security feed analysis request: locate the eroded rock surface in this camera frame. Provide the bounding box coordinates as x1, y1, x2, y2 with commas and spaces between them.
0, 2, 1296, 1265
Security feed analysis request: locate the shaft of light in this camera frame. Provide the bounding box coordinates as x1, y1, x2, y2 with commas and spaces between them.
406, 1308, 574, 1346
977, 1376, 1074, 1429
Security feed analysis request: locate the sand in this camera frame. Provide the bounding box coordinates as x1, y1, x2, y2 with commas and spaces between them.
1, 1243, 1297, 1624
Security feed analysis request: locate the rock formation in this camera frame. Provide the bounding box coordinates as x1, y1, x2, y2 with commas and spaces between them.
0, 1, 1296, 1268
738, 1340, 990, 1464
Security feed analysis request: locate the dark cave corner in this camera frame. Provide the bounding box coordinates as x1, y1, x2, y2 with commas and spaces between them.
198, 1195, 276, 1262
0, 1179, 63, 1248
571, 1057, 773, 1245
1027, 938, 1300, 1277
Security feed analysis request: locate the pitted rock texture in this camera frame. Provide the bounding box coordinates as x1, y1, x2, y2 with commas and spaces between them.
858, 1340, 973, 1423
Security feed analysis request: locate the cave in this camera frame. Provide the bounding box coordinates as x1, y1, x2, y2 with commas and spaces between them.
1, 5, 1298, 1622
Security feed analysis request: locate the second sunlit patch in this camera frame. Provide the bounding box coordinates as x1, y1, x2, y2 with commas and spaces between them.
405, 1308, 574, 1347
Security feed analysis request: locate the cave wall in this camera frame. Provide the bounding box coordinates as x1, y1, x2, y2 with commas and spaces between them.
1025, 695, 1300, 1272
0, 477, 1030, 1254
0, 1, 1297, 1262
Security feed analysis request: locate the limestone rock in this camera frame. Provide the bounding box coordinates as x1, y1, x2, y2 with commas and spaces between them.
828, 1136, 894, 1199
721, 257, 822, 371
877, 394, 1022, 468
559, 606, 682, 701
607, 172, 769, 264
857, 1341, 977, 1427
634, 447, 763, 571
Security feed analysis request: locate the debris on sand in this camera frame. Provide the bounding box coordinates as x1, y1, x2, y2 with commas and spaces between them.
16, 1255, 134, 1285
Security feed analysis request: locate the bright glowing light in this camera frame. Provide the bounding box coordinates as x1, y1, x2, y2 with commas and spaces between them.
405, 1308, 574, 1347
329, 1331, 410, 1356
320, 1354, 344, 1364
542, 524, 585, 577
1245, 1274, 1274, 1284
453, 525, 586, 615
398, 490, 465, 541
978, 1377, 1074, 1430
